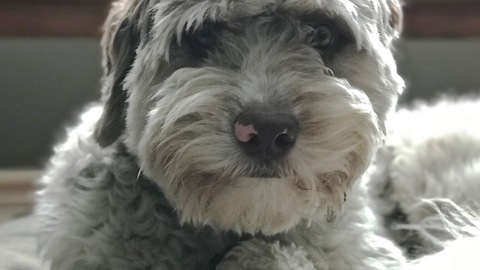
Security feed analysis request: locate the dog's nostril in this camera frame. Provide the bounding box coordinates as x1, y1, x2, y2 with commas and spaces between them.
234, 110, 299, 160
275, 132, 295, 148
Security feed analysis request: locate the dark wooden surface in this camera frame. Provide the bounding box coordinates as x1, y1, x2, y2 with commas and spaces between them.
403, 2, 480, 38
0, 0, 111, 38
0, 0, 479, 38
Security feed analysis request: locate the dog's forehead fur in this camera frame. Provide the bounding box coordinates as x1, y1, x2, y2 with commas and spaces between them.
113, 0, 400, 58
153, 0, 397, 55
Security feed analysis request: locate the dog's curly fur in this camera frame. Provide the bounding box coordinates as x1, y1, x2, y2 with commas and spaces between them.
36, 0, 480, 269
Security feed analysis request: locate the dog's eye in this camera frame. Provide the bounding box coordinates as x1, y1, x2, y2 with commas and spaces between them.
312, 25, 337, 50
184, 21, 223, 52
195, 23, 218, 47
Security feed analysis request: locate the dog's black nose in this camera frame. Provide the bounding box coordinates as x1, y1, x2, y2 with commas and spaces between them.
234, 110, 299, 160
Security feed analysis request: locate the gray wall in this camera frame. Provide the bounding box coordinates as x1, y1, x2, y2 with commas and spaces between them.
1, 38, 480, 168
0, 39, 101, 168
396, 40, 480, 102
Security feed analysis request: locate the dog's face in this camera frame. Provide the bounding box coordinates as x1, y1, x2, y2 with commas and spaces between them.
95, 0, 403, 234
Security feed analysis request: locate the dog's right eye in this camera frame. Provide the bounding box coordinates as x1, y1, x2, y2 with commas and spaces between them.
183, 21, 223, 56
195, 23, 218, 47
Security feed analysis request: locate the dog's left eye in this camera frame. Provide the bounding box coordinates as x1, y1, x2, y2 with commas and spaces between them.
312, 25, 338, 51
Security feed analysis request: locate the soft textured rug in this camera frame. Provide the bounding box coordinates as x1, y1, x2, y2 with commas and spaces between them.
0, 216, 45, 270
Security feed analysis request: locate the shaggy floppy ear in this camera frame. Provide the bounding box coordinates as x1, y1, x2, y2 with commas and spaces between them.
388, 0, 403, 37
94, 1, 148, 147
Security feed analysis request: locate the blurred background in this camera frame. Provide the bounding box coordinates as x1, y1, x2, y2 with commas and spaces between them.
0, 0, 479, 219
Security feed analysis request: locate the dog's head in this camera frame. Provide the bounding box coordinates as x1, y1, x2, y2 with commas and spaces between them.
95, 0, 404, 234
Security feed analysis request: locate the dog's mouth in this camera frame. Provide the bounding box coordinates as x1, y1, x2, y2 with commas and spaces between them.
248, 171, 280, 179
243, 164, 281, 179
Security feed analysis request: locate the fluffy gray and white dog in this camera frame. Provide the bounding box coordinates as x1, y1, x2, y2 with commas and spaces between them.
36, 0, 480, 269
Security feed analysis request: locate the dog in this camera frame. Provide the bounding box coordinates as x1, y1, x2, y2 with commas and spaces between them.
36, 0, 480, 269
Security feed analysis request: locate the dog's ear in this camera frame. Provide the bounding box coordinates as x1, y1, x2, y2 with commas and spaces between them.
387, 0, 403, 37
94, 1, 150, 147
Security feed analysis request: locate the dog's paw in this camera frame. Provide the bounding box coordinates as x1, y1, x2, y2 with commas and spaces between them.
215, 239, 317, 270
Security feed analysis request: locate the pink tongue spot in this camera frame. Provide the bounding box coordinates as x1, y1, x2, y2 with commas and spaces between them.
234, 122, 258, 142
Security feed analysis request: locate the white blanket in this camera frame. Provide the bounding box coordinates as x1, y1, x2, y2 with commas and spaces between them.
0, 216, 45, 270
